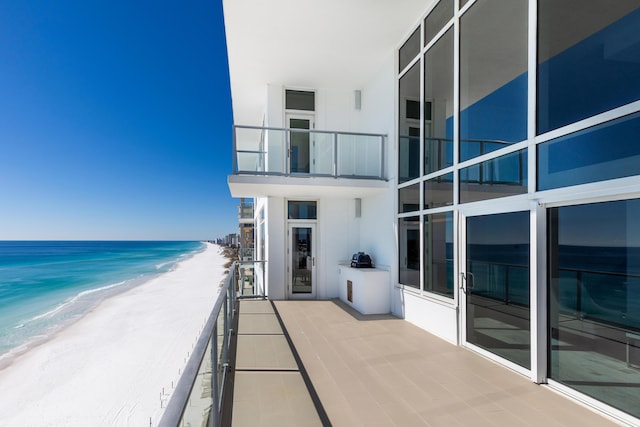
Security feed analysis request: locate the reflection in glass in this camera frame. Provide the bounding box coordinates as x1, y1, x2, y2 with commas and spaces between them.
288, 201, 317, 219
424, 173, 453, 209
399, 63, 421, 182
424, 212, 453, 297
289, 119, 311, 173
399, 183, 420, 213
459, 0, 528, 161
291, 227, 313, 294
538, 1, 640, 134
460, 149, 527, 203
400, 216, 421, 289
399, 27, 420, 72
424, 0, 454, 46
549, 200, 640, 418
285, 90, 315, 111
424, 28, 454, 174
466, 211, 530, 369
538, 112, 640, 191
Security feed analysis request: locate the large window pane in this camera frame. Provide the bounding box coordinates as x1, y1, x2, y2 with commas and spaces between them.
460, 0, 528, 161
549, 200, 640, 419
399, 27, 420, 72
424, 28, 454, 174
424, 0, 453, 46
538, 1, 640, 134
399, 216, 421, 289
399, 63, 421, 182
466, 211, 530, 369
424, 173, 453, 209
460, 149, 527, 203
399, 183, 420, 213
538, 112, 640, 191
424, 212, 454, 297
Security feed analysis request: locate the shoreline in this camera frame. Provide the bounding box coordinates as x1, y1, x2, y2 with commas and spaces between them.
0, 242, 228, 426
0, 242, 207, 372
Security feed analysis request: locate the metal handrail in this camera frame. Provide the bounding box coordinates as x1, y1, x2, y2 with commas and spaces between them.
236, 124, 387, 138
159, 262, 238, 427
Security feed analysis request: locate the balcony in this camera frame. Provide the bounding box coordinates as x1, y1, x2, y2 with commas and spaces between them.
228, 125, 388, 198
159, 265, 619, 426
237, 201, 253, 223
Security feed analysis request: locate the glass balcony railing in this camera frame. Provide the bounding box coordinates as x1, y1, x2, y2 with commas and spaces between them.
237, 203, 253, 220
233, 125, 386, 179
159, 262, 238, 427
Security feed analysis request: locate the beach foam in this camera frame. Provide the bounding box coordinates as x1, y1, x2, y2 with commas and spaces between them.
0, 242, 227, 426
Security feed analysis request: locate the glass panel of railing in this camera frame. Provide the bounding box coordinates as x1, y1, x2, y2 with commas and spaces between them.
178, 337, 214, 427
264, 129, 286, 174
239, 263, 257, 296
235, 127, 264, 173
235, 127, 287, 174
216, 302, 226, 408
310, 131, 334, 175
337, 134, 382, 177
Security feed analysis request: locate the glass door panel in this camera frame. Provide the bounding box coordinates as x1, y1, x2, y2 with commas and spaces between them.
288, 116, 311, 173
290, 226, 315, 296
464, 211, 531, 369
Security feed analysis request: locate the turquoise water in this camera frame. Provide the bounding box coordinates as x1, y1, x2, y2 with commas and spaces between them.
0, 241, 205, 360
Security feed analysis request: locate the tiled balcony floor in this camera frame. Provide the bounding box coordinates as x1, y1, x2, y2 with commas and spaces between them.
270, 299, 622, 427
232, 300, 322, 427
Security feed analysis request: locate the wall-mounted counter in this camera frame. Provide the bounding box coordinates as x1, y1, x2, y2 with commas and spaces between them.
338, 264, 390, 314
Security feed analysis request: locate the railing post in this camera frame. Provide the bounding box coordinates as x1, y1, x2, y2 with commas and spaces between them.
232, 125, 238, 174
333, 132, 338, 177
380, 135, 386, 179
285, 129, 291, 175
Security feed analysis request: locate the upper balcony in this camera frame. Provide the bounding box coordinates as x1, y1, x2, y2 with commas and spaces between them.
237, 201, 254, 223
228, 125, 389, 199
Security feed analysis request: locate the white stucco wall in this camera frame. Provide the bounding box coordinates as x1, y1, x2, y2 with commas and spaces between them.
265, 196, 286, 300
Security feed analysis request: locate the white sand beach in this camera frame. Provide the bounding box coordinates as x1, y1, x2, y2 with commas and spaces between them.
0, 242, 228, 427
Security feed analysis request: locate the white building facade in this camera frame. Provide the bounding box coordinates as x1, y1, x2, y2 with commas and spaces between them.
224, 0, 640, 424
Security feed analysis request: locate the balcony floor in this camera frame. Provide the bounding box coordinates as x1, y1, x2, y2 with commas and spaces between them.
233, 299, 621, 426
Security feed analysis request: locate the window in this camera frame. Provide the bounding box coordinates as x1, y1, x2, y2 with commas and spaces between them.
424, 173, 453, 209
549, 200, 640, 418
424, 212, 454, 297
459, 0, 528, 161
424, 28, 454, 174
285, 90, 315, 111
399, 183, 420, 213
538, 1, 640, 134
399, 63, 421, 183
399, 216, 421, 289
424, 0, 453, 46
288, 201, 317, 219
399, 27, 420, 71
459, 149, 527, 203
538, 112, 640, 191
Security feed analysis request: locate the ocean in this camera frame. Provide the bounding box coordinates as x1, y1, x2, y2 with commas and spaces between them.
0, 241, 205, 363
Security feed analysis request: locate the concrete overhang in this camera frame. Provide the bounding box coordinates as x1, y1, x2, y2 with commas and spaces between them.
222, 0, 433, 126
228, 174, 389, 198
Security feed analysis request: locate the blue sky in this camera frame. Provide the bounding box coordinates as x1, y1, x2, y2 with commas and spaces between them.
0, 0, 236, 240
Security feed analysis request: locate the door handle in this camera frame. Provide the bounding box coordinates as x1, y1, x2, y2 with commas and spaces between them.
460, 272, 474, 294
312, 257, 315, 267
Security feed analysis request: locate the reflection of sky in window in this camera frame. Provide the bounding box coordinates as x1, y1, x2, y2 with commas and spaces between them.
467, 211, 529, 245
558, 200, 640, 247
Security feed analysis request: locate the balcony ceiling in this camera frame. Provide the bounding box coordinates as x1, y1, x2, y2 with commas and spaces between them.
222, 0, 432, 126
